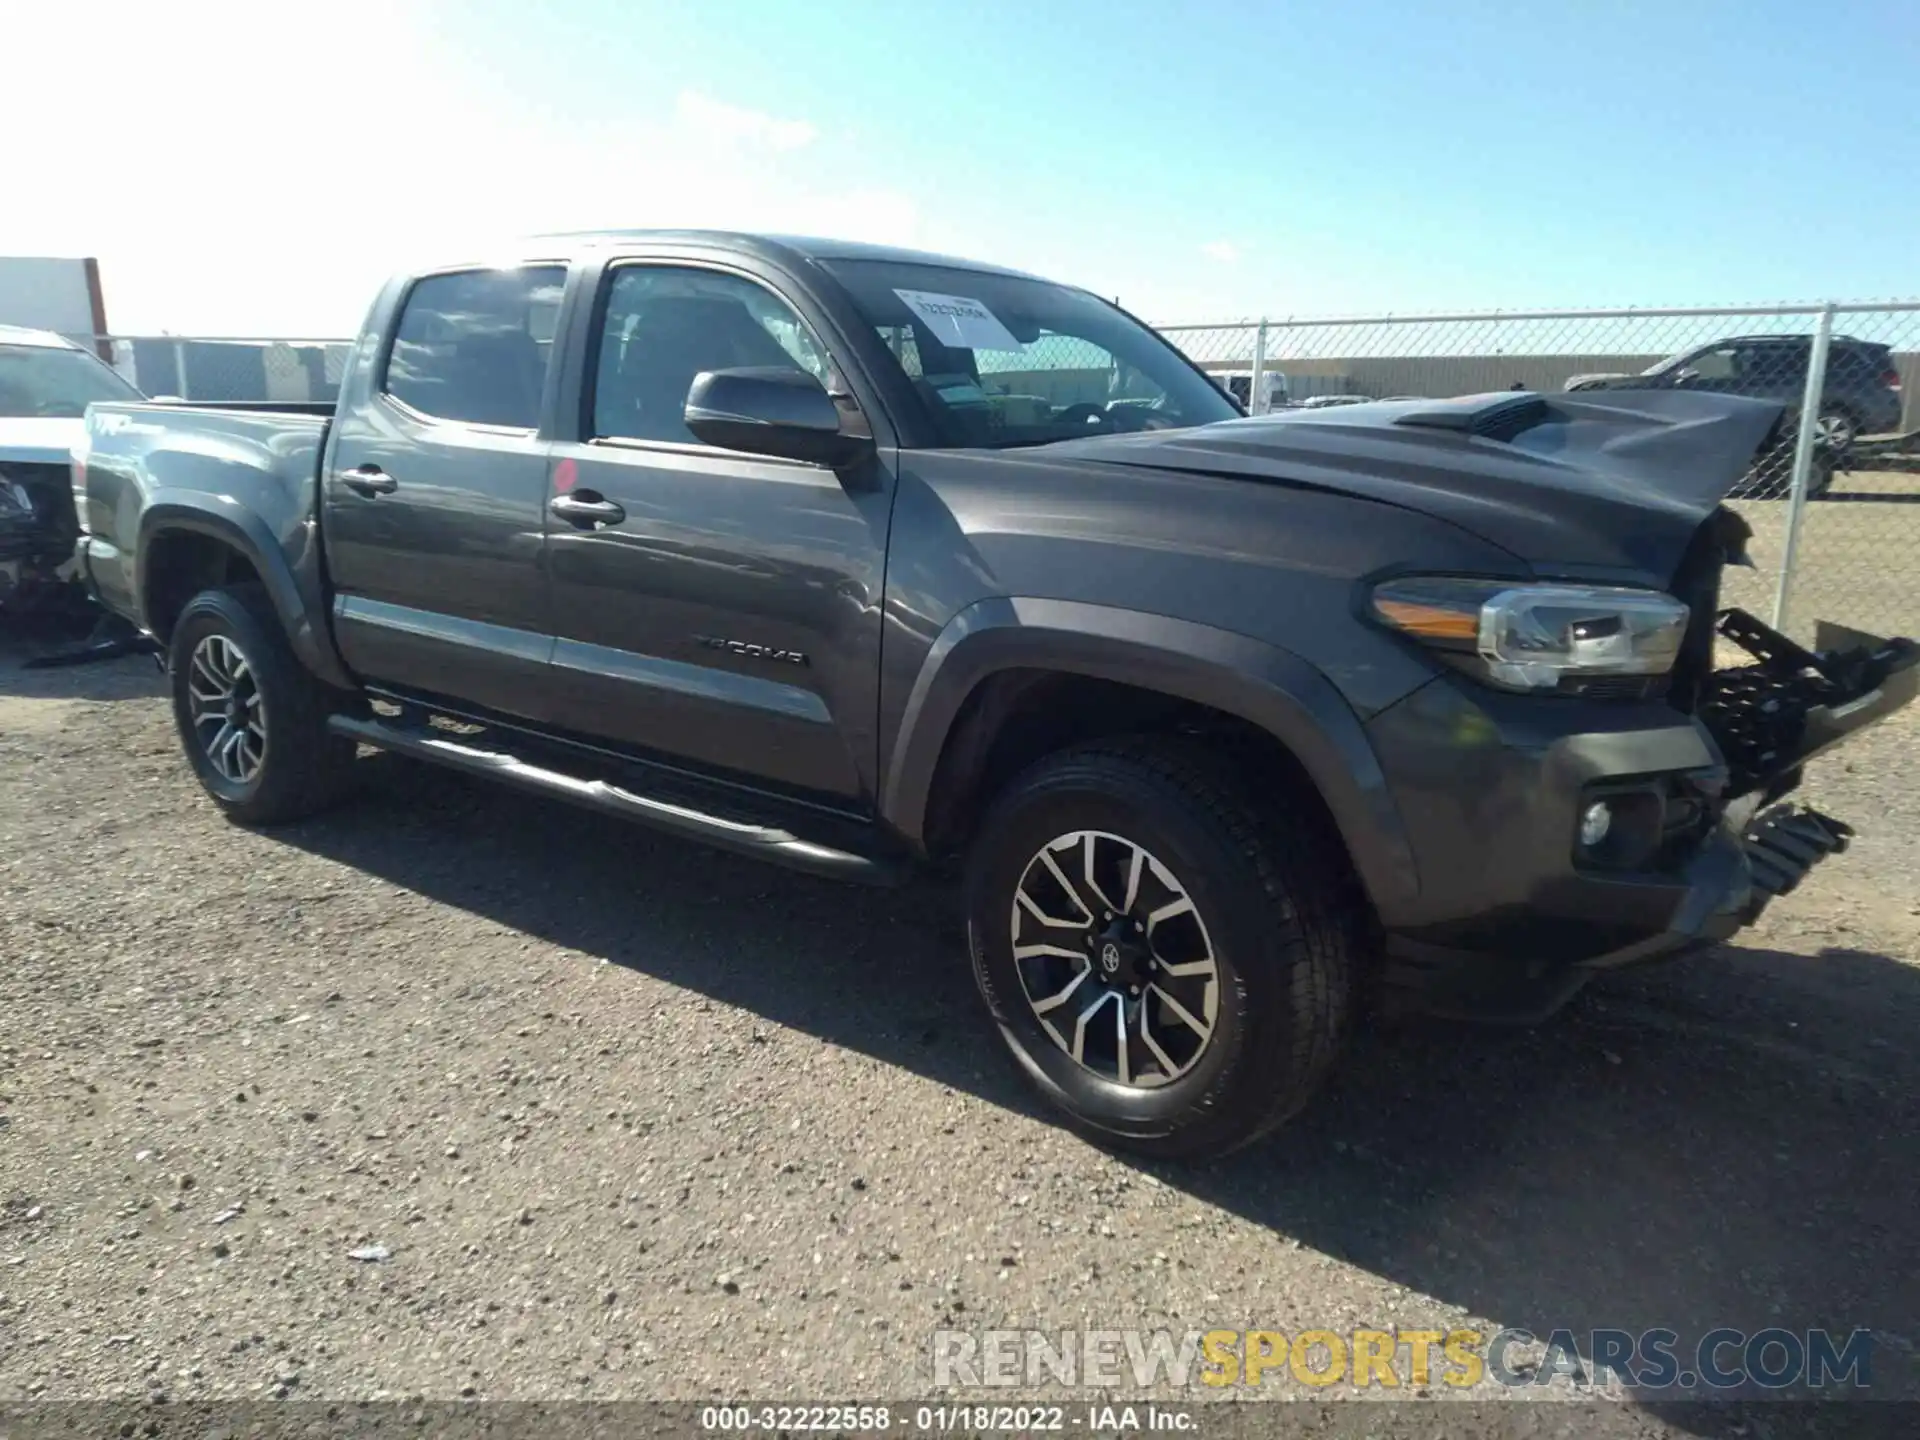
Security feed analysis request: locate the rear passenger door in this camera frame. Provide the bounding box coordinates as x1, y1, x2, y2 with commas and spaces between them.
1734, 339, 1809, 413
324, 264, 567, 720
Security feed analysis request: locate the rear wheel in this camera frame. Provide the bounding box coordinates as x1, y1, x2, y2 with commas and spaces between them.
168, 584, 356, 824
1813, 404, 1858, 455
965, 738, 1362, 1159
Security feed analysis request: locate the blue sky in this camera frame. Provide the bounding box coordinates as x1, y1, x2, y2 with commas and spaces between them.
9, 0, 1916, 333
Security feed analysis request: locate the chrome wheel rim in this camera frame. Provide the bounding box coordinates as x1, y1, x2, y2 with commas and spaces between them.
186, 633, 267, 785
1814, 412, 1853, 449
1009, 830, 1219, 1089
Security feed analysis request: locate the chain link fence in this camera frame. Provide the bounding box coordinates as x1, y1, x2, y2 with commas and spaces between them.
84, 335, 354, 407
73, 302, 1920, 643
1163, 303, 1920, 644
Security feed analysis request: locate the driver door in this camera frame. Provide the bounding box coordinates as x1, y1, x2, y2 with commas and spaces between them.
539, 261, 894, 807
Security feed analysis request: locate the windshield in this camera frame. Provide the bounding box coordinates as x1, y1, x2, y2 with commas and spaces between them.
0, 344, 142, 418
822, 260, 1238, 448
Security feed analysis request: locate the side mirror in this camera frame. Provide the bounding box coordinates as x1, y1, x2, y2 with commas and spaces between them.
684, 368, 871, 469
1671, 368, 1700, 388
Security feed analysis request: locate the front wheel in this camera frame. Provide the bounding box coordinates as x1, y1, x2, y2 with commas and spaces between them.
168, 584, 356, 825
965, 739, 1363, 1160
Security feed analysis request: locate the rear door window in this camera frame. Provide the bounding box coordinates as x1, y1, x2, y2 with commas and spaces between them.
383, 266, 567, 429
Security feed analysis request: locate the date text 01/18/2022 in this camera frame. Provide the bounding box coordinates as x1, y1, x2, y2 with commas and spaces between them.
919, 1406, 1193, 1433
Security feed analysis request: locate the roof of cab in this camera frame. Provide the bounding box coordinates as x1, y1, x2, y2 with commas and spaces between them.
0, 324, 81, 350
520, 229, 1050, 282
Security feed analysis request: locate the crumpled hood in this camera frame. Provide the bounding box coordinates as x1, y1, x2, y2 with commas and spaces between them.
1045, 389, 1784, 584
0, 416, 86, 467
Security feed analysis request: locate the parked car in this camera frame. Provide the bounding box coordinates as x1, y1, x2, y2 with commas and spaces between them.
75, 233, 1918, 1159
1296, 393, 1372, 409
1214, 369, 1289, 412
1566, 334, 1904, 498
0, 325, 143, 611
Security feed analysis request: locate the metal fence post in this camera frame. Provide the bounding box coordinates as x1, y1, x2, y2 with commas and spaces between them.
1249, 320, 1270, 414
1770, 303, 1835, 633
171, 339, 189, 400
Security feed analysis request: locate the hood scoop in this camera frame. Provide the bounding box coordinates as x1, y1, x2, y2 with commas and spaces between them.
1392, 392, 1551, 441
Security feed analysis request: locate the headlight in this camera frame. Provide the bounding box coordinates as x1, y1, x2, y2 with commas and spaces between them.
1370, 577, 1689, 693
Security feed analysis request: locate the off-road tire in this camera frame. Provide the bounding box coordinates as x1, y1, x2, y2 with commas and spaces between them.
965, 737, 1363, 1160
168, 584, 356, 825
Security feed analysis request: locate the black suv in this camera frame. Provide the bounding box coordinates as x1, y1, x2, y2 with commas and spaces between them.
1567, 335, 1904, 497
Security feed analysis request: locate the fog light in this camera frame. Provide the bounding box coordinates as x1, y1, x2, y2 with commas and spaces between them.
1579, 801, 1613, 849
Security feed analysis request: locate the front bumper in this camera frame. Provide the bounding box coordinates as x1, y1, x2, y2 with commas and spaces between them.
0, 465, 83, 604
1368, 614, 1918, 1021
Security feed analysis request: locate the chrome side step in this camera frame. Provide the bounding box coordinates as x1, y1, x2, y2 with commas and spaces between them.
327, 714, 902, 885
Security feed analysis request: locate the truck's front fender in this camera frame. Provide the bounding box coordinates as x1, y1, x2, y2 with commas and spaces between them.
880, 596, 1421, 913
137, 494, 353, 690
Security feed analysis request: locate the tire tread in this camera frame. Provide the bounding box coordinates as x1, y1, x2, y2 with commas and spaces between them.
970, 733, 1366, 1159
168, 583, 355, 825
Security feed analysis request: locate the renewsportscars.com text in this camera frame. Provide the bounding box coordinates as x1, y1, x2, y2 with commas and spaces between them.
931, 1326, 1874, 1392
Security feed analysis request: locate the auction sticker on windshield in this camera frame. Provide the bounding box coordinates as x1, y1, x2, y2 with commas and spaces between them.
893, 289, 1023, 353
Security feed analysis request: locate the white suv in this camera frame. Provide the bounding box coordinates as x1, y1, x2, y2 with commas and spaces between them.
0, 326, 143, 608
1214, 369, 1290, 413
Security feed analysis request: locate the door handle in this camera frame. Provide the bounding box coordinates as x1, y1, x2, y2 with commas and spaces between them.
338, 466, 398, 497
549, 494, 626, 527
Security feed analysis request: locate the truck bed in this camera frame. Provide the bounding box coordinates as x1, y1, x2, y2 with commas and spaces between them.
79, 400, 333, 632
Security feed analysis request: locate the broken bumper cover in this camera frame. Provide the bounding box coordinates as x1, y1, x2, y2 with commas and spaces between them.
1701, 611, 1920, 803
1741, 805, 1853, 905
1381, 805, 1858, 1024
1371, 617, 1917, 1022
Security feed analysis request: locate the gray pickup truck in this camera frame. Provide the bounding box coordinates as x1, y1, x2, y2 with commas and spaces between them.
74, 231, 1919, 1158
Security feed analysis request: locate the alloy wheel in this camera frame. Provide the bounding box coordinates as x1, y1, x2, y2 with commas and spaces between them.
1814, 410, 1855, 450
1008, 830, 1220, 1088
185, 633, 267, 785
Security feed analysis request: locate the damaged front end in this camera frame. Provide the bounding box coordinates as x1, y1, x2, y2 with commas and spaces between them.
1698, 606, 1917, 909
1668, 503, 1919, 919
1374, 496, 1917, 1024
0, 462, 85, 614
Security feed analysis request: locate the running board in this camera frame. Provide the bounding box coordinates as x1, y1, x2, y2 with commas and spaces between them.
327, 714, 902, 885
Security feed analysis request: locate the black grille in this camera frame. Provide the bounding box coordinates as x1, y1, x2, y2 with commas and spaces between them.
1698, 665, 1814, 795
0, 463, 77, 520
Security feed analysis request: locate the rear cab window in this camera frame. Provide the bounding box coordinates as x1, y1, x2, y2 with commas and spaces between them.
382, 267, 567, 429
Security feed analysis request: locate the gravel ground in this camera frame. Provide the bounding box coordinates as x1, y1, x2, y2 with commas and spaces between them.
2, 622, 1917, 1436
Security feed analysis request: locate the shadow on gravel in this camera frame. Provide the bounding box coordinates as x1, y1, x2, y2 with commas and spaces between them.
279, 753, 1920, 1424
0, 615, 164, 701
